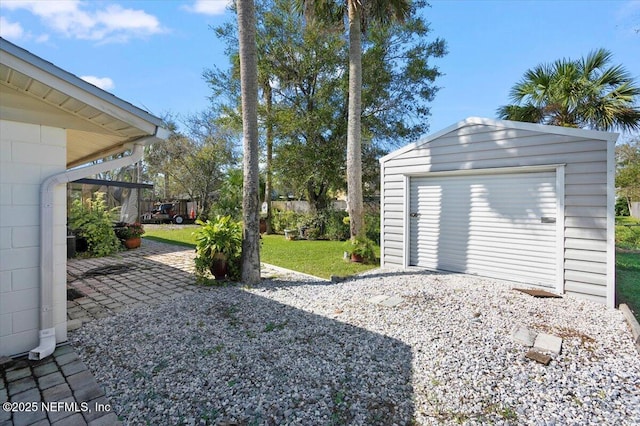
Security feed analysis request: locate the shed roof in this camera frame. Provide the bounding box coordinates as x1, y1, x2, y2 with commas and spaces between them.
380, 117, 619, 164
0, 37, 169, 168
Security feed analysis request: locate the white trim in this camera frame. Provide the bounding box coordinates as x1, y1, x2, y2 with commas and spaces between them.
0, 38, 164, 129
404, 163, 566, 178
403, 175, 410, 268
555, 165, 566, 295
606, 136, 618, 308
379, 161, 385, 268
380, 117, 619, 164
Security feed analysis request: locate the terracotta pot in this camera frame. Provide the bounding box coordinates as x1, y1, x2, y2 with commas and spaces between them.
350, 253, 364, 263
124, 237, 141, 249
209, 256, 228, 280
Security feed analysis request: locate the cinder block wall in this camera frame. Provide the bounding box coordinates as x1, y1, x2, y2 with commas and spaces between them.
0, 119, 67, 356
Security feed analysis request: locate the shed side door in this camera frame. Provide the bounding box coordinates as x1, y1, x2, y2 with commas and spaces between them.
409, 171, 557, 287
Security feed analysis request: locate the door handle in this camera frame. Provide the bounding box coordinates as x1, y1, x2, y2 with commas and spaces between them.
410, 212, 420, 218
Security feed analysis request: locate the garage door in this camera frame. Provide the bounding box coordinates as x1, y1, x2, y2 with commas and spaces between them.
409, 171, 558, 287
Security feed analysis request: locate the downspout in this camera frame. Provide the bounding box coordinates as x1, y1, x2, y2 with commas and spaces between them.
29, 136, 156, 360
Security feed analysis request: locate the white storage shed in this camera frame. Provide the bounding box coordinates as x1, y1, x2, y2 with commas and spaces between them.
379, 117, 618, 306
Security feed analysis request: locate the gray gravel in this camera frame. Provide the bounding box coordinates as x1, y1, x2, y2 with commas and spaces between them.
70, 269, 640, 425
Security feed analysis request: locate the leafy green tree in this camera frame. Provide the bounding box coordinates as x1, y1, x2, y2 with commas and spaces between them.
616, 138, 640, 214
302, 0, 410, 240
144, 113, 238, 216
206, 0, 445, 214
498, 49, 640, 132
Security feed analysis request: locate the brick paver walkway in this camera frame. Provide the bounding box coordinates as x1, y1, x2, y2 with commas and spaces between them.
66, 239, 204, 326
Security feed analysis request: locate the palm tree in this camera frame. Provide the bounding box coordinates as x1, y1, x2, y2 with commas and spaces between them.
236, 0, 261, 284
498, 49, 640, 132
301, 0, 410, 239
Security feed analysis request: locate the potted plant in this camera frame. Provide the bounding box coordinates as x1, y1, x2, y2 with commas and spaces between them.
193, 215, 242, 280
344, 235, 376, 263
114, 222, 145, 249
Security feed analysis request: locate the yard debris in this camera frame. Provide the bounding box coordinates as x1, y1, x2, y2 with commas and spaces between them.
514, 288, 562, 298
525, 350, 552, 365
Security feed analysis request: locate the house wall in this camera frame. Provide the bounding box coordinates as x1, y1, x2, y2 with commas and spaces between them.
1, 119, 67, 356
380, 122, 614, 305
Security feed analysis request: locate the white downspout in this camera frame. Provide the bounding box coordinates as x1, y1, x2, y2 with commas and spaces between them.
29, 137, 155, 360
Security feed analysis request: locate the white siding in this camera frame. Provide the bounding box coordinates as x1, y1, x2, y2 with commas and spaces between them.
380, 119, 615, 305
0, 119, 67, 356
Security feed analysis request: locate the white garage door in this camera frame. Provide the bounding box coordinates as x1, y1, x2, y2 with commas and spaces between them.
409, 171, 558, 287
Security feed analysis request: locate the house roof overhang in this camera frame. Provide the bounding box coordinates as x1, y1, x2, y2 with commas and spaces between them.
0, 37, 169, 168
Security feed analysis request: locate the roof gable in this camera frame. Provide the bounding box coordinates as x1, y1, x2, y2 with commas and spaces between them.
381, 117, 619, 164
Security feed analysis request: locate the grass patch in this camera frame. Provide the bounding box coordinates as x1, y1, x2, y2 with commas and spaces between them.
616, 250, 640, 323
616, 217, 640, 322
143, 226, 378, 279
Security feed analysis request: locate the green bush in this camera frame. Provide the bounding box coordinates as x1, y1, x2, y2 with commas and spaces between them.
193, 215, 243, 282
68, 193, 121, 257
364, 211, 381, 244
324, 210, 350, 241
271, 210, 305, 234
616, 222, 640, 250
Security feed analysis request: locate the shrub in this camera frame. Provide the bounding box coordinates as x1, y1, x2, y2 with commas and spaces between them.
114, 222, 145, 240
616, 221, 640, 250
364, 211, 381, 244
344, 235, 377, 263
193, 215, 243, 281
271, 210, 305, 234
68, 193, 121, 257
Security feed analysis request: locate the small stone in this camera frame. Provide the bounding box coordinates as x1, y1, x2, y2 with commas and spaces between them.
380, 295, 404, 307
533, 333, 563, 355
512, 326, 537, 347
526, 350, 552, 365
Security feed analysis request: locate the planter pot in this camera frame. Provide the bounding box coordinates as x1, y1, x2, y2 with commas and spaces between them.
350, 253, 364, 263
123, 237, 141, 249
284, 229, 296, 240
209, 257, 228, 280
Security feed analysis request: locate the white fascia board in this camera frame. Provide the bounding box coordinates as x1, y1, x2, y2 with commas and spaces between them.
0, 38, 166, 135
380, 117, 619, 164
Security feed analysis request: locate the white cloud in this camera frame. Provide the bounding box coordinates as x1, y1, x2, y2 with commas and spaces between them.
81, 75, 115, 91
0, 17, 24, 39
183, 0, 230, 16
0, 0, 166, 43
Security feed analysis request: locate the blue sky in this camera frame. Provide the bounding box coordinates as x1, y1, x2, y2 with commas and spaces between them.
1, 0, 639, 141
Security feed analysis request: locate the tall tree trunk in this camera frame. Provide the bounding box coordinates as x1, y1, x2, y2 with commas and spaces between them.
263, 82, 274, 234
346, 1, 364, 239
237, 0, 261, 285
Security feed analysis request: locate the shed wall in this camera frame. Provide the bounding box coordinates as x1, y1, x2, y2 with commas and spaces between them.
381, 123, 613, 305
0, 119, 67, 356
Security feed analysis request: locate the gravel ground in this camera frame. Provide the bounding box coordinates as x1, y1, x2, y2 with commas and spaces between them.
70, 269, 640, 425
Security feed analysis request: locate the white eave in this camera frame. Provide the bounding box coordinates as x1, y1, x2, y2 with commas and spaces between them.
380, 117, 620, 164
0, 37, 169, 167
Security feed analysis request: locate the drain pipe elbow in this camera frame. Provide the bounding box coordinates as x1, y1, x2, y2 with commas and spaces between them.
30, 139, 151, 361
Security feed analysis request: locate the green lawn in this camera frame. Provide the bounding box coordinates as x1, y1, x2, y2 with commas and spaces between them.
616, 250, 640, 322
615, 216, 640, 322
143, 226, 378, 279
